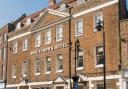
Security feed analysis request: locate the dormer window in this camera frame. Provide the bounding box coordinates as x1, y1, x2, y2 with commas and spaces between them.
39, 12, 43, 17
77, 0, 85, 4
26, 18, 31, 25
16, 22, 21, 29
59, 4, 68, 11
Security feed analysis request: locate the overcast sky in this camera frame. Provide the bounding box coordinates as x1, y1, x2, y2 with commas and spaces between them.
0, 0, 48, 28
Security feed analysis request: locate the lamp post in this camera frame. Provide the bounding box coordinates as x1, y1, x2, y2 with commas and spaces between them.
72, 38, 80, 89
68, 7, 72, 89
95, 20, 106, 89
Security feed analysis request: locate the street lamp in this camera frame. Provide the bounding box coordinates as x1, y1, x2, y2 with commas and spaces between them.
95, 20, 106, 89
72, 38, 80, 89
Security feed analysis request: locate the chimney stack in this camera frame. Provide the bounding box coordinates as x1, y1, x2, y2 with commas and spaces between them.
48, 0, 56, 6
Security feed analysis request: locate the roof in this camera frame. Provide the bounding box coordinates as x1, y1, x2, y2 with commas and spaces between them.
0, 0, 77, 31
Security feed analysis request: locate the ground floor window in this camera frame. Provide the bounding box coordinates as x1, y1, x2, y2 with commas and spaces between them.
33, 87, 50, 89
78, 85, 84, 89
56, 86, 64, 89
96, 84, 104, 89
126, 82, 128, 89
7, 87, 17, 89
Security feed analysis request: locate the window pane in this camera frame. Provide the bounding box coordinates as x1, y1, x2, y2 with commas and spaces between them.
35, 33, 41, 47
96, 84, 104, 89
13, 41, 17, 53
3, 47, 6, 59
22, 61, 28, 75
76, 19, 83, 36
23, 38, 28, 50
46, 30, 51, 43
12, 64, 16, 77
57, 54, 63, 70
77, 0, 85, 4
0, 49, 2, 59
35, 59, 40, 74
96, 46, 104, 65
126, 82, 128, 89
0, 36, 2, 44
56, 25, 63, 41
77, 50, 83, 67
3, 33, 7, 42
46, 57, 51, 72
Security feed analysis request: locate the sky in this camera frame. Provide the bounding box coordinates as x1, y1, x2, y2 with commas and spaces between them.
0, 0, 48, 28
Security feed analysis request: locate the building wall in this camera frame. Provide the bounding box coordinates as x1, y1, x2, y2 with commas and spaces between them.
0, 25, 8, 80
6, 0, 122, 89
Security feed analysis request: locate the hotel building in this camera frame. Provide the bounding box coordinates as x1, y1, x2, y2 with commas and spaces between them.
0, 0, 125, 89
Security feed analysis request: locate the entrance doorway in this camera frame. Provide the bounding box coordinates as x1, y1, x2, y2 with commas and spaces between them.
56, 86, 64, 89
20, 86, 29, 89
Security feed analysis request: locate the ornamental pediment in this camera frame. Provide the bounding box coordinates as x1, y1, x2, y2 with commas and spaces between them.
53, 75, 67, 84
30, 9, 69, 31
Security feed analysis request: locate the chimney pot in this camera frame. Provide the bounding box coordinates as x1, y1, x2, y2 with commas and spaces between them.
48, 0, 56, 6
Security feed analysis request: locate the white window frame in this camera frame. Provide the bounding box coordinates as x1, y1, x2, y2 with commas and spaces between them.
3, 47, 6, 59
59, 4, 67, 11
45, 56, 51, 74
22, 38, 28, 51
2, 65, 4, 78
26, 18, 32, 25
95, 45, 104, 68
75, 19, 83, 37
0, 48, 2, 59
12, 64, 16, 78
22, 60, 28, 77
56, 54, 63, 73
55, 85, 65, 89
95, 83, 104, 89
3, 33, 7, 42
35, 32, 41, 47
125, 81, 128, 89
12, 41, 18, 54
16, 22, 21, 29
34, 59, 40, 75
56, 25, 63, 41
77, 0, 85, 5
0, 35, 3, 44
45, 30, 51, 44
77, 49, 84, 70
94, 12, 103, 32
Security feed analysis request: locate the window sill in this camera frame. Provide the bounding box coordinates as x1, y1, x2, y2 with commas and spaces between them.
75, 33, 83, 37
95, 64, 103, 68
12, 52, 17, 54
12, 76, 17, 79
77, 67, 84, 70
35, 45, 41, 48
56, 39, 62, 42
22, 74, 27, 77
22, 49, 28, 51
34, 73, 40, 76
45, 42, 51, 45
45, 71, 51, 74
77, 1, 86, 5
56, 70, 63, 73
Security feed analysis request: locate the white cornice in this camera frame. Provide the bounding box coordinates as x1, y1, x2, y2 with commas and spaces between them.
8, 0, 118, 41
8, 32, 30, 41
73, 0, 118, 17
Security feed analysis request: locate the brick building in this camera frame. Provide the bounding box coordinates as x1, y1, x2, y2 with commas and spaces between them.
0, 24, 8, 89
120, 20, 128, 89
0, 0, 124, 89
